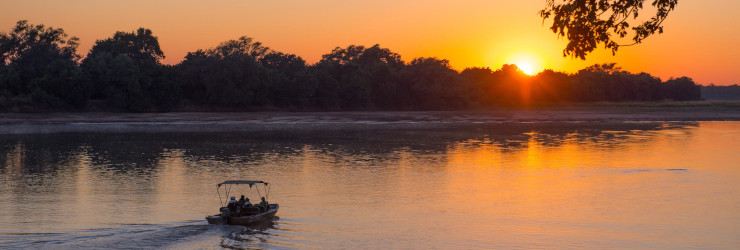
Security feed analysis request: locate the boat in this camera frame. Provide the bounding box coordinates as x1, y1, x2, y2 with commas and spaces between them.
206, 180, 279, 225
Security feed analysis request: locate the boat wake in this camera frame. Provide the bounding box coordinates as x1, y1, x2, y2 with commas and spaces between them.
0, 220, 280, 249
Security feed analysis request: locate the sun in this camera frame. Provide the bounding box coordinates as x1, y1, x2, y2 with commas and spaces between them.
516, 62, 535, 75
505, 51, 544, 76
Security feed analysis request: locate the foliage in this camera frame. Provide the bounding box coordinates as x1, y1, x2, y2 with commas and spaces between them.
701, 84, 740, 100
0, 20, 705, 112
540, 0, 678, 59
0, 20, 87, 109
85, 28, 164, 67
82, 52, 150, 111
571, 64, 663, 102
30, 59, 90, 108
178, 37, 272, 108
0, 20, 79, 65
210, 36, 269, 60
400, 57, 467, 109
663, 77, 701, 101
82, 28, 176, 111
313, 44, 407, 109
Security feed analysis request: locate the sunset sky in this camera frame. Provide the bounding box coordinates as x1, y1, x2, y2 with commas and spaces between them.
2, 0, 738, 85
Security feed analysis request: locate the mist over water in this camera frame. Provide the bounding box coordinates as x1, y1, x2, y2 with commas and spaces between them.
1, 122, 739, 248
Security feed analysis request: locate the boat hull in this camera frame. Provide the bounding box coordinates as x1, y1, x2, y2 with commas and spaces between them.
207, 204, 279, 226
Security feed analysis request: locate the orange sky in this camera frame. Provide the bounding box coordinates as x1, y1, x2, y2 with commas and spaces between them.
2, 0, 739, 85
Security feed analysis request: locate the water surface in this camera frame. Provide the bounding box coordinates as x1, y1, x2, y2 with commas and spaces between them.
1, 122, 739, 248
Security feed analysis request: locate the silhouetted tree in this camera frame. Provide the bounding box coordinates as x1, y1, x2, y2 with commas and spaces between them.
0, 20, 89, 108
461, 67, 495, 107
357, 45, 405, 109
30, 59, 90, 108
572, 63, 663, 102
400, 57, 468, 110
260, 52, 314, 108
664, 77, 700, 101
82, 52, 148, 110
489, 64, 530, 105
540, 0, 678, 59
211, 36, 269, 60
312, 44, 405, 110
321, 45, 366, 65
82, 28, 176, 111
701, 84, 740, 100
85, 28, 164, 67
531, 69, 572, 103
260, 52, 306, 75
177, 36, 271, 108
315, 45, 371, 109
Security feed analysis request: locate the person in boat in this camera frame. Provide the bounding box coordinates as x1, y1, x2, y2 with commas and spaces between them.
259, 197, 269, 207
227, 196, 238, 212
238, 195, 246, 208
244, 198, 253, 207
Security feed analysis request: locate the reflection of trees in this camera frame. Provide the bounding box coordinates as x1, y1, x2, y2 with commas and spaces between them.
0, 122, 699, 174
81, 134, 164, 172
452, 122, 697, 151
0, 134, 82, 175
0, 122, 699, 204
0, 133, 166, 183
0, 122, 699, 184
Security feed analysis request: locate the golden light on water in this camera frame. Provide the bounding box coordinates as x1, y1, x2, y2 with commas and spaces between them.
1, 122, 740, 248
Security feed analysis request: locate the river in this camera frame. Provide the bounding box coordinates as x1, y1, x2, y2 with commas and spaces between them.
1, 121, 738, 249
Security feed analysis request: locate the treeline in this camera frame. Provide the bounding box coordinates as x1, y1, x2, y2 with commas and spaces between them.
0, 20, 702, 112
701, 85, 740, 100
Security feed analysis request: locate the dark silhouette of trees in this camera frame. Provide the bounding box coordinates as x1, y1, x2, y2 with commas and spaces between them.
0, 20, 89, 109
313, 44, 406, 110
81, 28, 176, 111
664, 77, 701, 101
530, 69, 572, 103
490, 64, 530, 105
540, 0, 678, 59
177, 36, 271, 109
701, 84, 740, 100
86, 28, 164, 66
461, 65, 532, 107
571, 63, 663, 102
0, 20, 706, 112
461, 67, 496, 107
260, 52, 313, 108
400, 58, 468, 109
462, 62, 700, 105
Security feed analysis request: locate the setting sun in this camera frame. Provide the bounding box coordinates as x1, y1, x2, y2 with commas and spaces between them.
516, 62, 535, 75
507, 52, 544, 76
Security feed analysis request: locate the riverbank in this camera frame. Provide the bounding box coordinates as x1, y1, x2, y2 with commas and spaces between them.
1, 104, 738, 134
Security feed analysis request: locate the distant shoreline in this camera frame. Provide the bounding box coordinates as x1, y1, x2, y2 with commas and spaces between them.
1, 105, 739, 134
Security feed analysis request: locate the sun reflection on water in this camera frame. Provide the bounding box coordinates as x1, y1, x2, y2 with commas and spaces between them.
0, 122, 739, 248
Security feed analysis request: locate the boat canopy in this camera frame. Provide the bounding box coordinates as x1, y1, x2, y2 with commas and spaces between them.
217, 180, 268, 187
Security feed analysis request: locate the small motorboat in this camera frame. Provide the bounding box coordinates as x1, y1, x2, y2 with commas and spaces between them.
206, 180, 279, 226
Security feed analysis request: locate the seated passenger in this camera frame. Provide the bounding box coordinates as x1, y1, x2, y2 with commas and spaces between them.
244, 198, 253, 207
227, 196, 238, 211
238, 195, 246, 208
259, 197, 269, 207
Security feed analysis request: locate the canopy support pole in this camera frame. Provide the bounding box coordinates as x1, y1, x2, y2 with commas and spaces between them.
217, 186, 223, 207
266, 183, 271, 201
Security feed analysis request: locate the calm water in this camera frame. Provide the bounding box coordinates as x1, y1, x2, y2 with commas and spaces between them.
1, 121, 739, 249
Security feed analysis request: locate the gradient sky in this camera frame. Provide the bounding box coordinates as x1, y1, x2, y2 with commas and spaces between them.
2, 0, 739, 85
